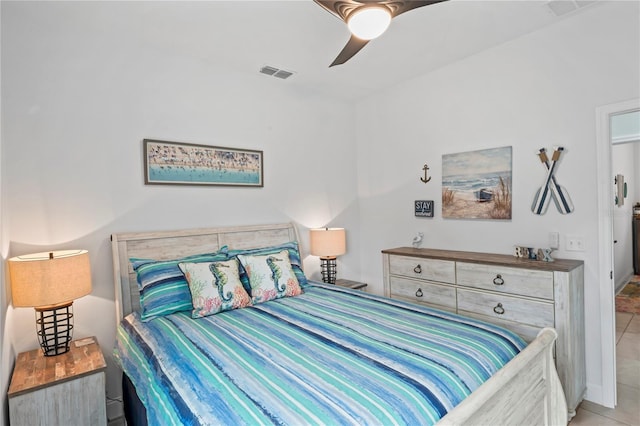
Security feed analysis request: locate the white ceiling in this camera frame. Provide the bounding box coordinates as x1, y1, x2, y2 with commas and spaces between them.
21, 0, 603, 101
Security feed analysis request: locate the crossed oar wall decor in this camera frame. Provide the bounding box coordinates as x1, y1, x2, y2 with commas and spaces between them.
532, 147, 573, 215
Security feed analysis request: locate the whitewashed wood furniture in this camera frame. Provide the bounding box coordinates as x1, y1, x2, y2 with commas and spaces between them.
111, 223, 568, 425
382, 247, 585, 419
8, 336, 107, 426
111, 222, 301, 322
335, 278, 368, 290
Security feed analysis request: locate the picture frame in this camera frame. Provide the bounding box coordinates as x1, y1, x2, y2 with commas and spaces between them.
415, 200, 434, 217
442, 146, 512, 220
143, 139, 263, 187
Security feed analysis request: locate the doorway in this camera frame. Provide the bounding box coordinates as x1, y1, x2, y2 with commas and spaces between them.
612, 111, 640, 293
596, 98, 640, 408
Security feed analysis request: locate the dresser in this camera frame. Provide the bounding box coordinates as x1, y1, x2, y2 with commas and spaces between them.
8, 336, 107, 426
382, 247, 585, 417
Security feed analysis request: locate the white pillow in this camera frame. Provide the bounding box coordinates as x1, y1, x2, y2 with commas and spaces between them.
178, 258, 252, 318
237, 249, 302, 304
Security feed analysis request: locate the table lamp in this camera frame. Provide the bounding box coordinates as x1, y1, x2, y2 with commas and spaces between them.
310, 228, 346, 284
8, 250, 92, 356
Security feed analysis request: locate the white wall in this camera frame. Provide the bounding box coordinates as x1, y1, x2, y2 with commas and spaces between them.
355, 1, 639, 405
1, 1, 359, 417
0, 3, 9, 424
612, 142, 637, 290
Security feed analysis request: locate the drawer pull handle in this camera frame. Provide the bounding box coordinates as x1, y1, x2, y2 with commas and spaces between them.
493, 274, 504, 286
493, 303, 505, 315
414, 265, 422, 274
416, 288, 424, 297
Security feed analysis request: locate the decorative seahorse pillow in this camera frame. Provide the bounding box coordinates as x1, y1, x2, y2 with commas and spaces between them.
178, 258, 252, 318
237, 250, 303, 305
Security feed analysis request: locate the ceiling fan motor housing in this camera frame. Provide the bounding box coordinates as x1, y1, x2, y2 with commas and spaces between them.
314, 0, 449, 66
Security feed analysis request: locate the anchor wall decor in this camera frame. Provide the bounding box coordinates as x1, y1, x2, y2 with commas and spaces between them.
420, 164, 431, 183
532, 147, 573, 215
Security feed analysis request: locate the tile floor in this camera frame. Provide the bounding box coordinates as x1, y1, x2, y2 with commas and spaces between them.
570, 312, 640, 425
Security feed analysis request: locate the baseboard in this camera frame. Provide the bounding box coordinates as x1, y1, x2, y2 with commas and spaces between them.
585, 382, 616, 409
615, 271, 634, 294
584, 383, 603, 406
107, 399, 124, 422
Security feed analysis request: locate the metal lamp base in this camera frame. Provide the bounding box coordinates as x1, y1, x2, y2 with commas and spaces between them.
319, 257, 338, 284
35, 302, 74, 356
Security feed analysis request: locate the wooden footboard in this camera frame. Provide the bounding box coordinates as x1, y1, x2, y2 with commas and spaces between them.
437, 327, 567, 426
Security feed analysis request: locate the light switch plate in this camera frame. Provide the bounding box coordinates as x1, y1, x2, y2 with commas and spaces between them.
566, 235, 585, 251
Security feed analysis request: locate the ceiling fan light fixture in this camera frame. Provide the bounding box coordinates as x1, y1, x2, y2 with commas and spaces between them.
347, 7, 392, 40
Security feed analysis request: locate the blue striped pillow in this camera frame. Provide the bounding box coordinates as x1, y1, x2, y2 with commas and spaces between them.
226, 241, 308, 293
132, 251, 229, 321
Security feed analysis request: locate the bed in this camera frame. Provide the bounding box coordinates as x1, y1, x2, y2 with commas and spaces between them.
111, 222, 567, 425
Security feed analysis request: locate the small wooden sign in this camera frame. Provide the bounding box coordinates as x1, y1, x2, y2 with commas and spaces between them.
415, 200, 434, 217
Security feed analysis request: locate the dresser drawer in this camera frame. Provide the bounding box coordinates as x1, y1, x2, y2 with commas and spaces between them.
389, 256, 455, 284
457, 288, 554, 329
389, 276, 456, 311
456, 262, 554, 300
458, 312, 544, 343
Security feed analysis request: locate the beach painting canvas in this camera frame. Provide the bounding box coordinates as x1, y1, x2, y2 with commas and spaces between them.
144, 139, 263, 187
442, 146, 512, 220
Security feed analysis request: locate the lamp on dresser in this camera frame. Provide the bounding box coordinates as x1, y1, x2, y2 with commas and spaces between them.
310, 227, 346, 284
8, 250, 92, 356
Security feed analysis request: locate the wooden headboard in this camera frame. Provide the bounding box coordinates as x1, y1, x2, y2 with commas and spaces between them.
111, 222, 300, 323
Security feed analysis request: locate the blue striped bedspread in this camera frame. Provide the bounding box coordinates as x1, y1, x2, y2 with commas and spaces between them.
114, 283, 527, 426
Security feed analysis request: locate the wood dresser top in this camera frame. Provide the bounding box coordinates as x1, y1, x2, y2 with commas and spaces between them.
382, 247, 583, 272
8, 336, 106, 397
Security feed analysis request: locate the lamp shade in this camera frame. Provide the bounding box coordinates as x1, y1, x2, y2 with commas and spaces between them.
8, 250, 92, 308
310, 228, 346, 258
347, 7, 392, 40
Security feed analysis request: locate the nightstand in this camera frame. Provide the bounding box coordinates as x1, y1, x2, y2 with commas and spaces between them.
8, 336, 107, 426
335, 279, 368, 290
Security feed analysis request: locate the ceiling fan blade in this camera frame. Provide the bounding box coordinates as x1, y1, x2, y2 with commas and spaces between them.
393, 0, 448, 18
314, 0, 340, 19
330, 34, 370, 67
316, 0, 449, 67
314, 0, 351, 21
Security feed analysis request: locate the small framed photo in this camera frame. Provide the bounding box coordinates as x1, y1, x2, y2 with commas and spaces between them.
415, 200, 434, 217
144, 139, 263, 187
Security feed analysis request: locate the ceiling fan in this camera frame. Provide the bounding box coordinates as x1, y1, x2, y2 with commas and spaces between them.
314, 0, 448, 67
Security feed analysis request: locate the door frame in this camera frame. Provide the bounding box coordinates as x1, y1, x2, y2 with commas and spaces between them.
595, 97, 640, 407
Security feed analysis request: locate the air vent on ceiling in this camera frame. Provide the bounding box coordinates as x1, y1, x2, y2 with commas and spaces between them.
259, 65, 295, 80
547, 0, 597, 16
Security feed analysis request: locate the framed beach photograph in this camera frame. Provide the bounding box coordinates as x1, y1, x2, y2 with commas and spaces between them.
442, 146, 512, 220
143, 139, 263, 187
